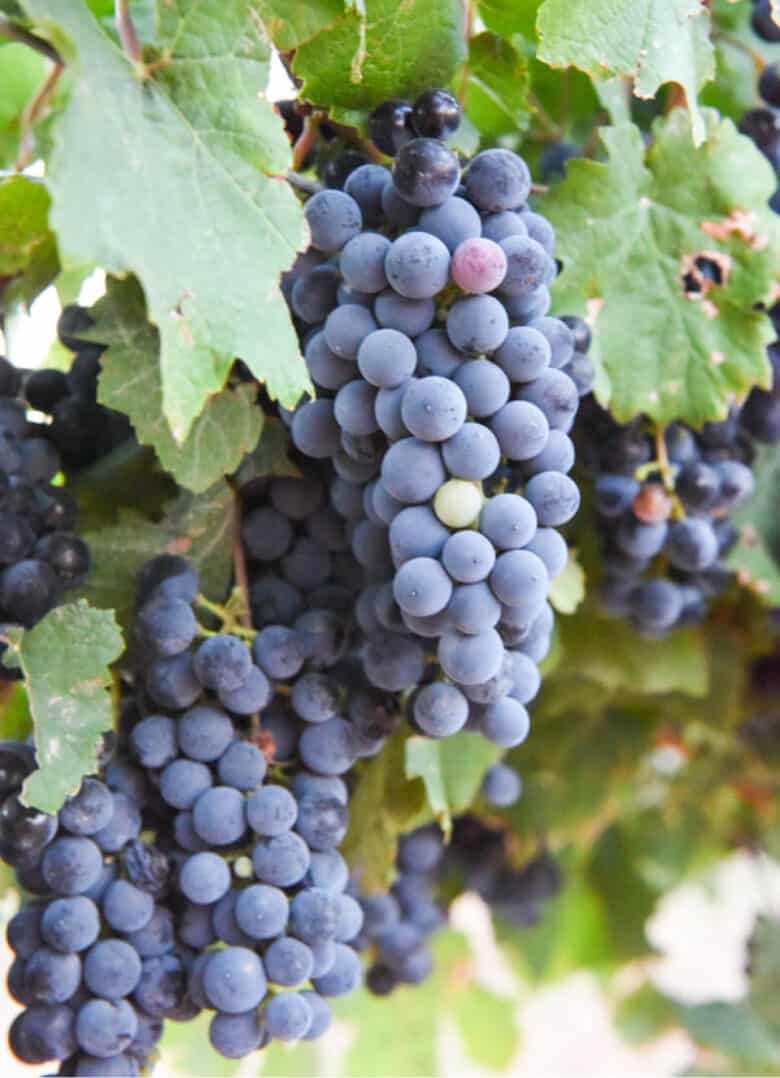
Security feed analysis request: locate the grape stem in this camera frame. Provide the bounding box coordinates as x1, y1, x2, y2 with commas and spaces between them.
15, 61, 64, 171
115, 0, 143, 67
0, 16, 62, 64
291, 116, 321, 172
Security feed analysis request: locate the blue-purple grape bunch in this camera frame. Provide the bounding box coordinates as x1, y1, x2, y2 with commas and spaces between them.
283, 98, 585, 752
3, 552, 374, 1074
0, 347, 92, 640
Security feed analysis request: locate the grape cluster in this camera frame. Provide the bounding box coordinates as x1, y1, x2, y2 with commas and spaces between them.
4, 552, 375, 1074
0, 352, 90, 635
29, 305, 132, 471
357, 827, 445, 996
580, 394, 769, 634
284, 114, 584, 749
578, 41, 780, 636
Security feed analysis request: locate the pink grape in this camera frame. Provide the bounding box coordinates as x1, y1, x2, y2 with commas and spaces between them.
451, 238, 507, 294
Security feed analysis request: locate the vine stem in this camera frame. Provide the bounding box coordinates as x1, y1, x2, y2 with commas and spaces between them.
653, 423, 676, 493
115, 0, 142, 66
291, 116, 321, 172
456, 0, 476, 104
15, 61, 64, 172
0, 16, 61, 64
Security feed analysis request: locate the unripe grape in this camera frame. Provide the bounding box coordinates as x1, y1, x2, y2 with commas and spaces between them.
433, 480, 482, 528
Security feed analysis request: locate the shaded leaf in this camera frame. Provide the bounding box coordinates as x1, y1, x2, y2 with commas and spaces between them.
728, 443, 780, 606
537, 0, 714, 144
260, 0, 467, 113
462, 32, 531, 141
0, 173, 57, 305
90, 276, 264, 492
79, 482, 235, 636
5, 602, 123, 814
342, 731, 426, 891
405, 733, 500, 836
677, 1001, 779, 1067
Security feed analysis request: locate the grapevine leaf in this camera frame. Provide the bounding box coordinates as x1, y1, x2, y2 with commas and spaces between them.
748, 917, 780, 1039
234, 417, 302, 489
548, 549, 585, 615
260, 0, 467, 111
0, 683, 31, 742
478, 0, 537, 38
79, 482, 235, 635
614, 984, 678, 1044
462, 32, 531, 141
341, 731, 426, 892
254, 0, 343, 50
0, 42, 45, 167
451, 983, 520, 1070
543, 113, 779, 426
586, 824, 657, 959
676, 1001, 779, 1066
0, 174, 58, 306
404, 733, 500, 836
88, 276, 264, 493
536, 0, 714, 145
727, 443, 780, 606
21, 0, 310, 441
4, 602, 123, 814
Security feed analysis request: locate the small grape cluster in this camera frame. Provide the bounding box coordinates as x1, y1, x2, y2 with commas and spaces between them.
28, 304, 132, 471
578, 37, 780, 636
0, 351, 89, 635
742, 0, 780, 213
357, 827, 445, 996
444, 817, 562, 930
580, 396, 767, 634
283, 96, 584, 749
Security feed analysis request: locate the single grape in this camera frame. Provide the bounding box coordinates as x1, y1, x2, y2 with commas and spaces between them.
437, 627, 504, 685
304, 190, 362, 253
453, 359, 510, 417
481, 763, 522, 807
357, 329, 417, 388
384, 231, 451, 299
446, 295, 509, 356
391, 138, 460, 207
451, 237, 507, 293
464, 149, 531, 212
418, 197, 481, 252
433, 479, 483, 528
442, 422, 501, 480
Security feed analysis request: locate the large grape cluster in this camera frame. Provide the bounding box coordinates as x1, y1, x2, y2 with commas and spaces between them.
3, 554, 372, 1074
283, 94, 583, 749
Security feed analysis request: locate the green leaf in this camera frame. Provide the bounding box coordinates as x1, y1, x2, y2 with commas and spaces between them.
4, 602, 123, 814
462, 32, 531, 141
615, 984, 678, 1044
536, 0, 714, 145
342, 731, 426, 891
234, 417, 302, 489
478, 0, 537, 38
22, 0, 310, 441
452, 982, 520, 1070
341, 932, 470, 1077
260, 0, 467, 112
543, 113, 778, 426
548, 548, 585, 615
0, 42, 45, 167
677, 1001, 779, 1067
405, 733, 500, 835
727, 443, 780, 606
586, 824, 658, 960
0, 683, 32, 742
748, 916, 780, 1039
89, 276, 264, 492
555, 599, 709, 698
79, 482, 234, 636
0, 173, 58, 305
